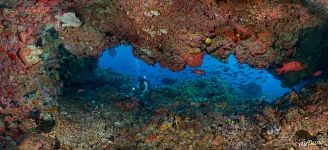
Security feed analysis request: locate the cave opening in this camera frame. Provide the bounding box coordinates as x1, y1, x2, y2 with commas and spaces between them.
45, 43, 302, 121
2, 0, 328, 148
56, 25, 328, 137
57, 43, 288, 120
36, 23, 328, 148
98, 44, 291, 102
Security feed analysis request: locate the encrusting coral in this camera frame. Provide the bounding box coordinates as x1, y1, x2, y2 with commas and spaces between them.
0, 0, 327, 149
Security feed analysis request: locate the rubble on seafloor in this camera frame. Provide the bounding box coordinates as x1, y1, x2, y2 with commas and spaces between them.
14, 72, 328, 149
0, 0, 327, 149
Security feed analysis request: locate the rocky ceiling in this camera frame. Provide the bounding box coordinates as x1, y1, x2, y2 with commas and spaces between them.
0, 0, 328, 149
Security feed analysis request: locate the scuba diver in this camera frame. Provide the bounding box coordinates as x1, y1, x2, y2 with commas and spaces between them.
131, 75, 151, 106
137, 75, 150, 96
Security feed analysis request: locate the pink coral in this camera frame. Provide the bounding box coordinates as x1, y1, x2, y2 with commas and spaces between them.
18, 47, 32, 65
218, 47, 225, 57
26, 4, 51, 15
18, 28, 33, 44
235, 46, 245, 63
247, 39, 267, 56
228, 21, 254, 39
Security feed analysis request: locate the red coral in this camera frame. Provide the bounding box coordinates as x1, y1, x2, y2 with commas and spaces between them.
224, 30, 239, 42
6, 116, 15, 124
235, 46, 244, 63
18, 27, 35, 45
218, 47, 225, 57
183, 51, 205, 67
19, 32, 28, 44
0, 45, 17, 62
229, 21, 254, 39
159, 59, 168, 68
7, 53, 17, 61
168, 63, 185, 71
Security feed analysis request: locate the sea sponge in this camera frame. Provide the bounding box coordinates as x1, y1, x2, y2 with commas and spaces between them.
55, 12, 82, 28
204, 37, 212, 44
184, 51, 205, 67
18, 45, 43, 65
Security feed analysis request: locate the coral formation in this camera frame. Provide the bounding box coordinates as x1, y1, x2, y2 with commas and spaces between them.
0, 0, 327, 149
35, 73, 327, 149
55, 12, 82, 28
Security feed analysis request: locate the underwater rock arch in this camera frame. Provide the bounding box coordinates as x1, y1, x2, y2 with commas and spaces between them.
0, 0, 328, 149
61, 0, 328, 87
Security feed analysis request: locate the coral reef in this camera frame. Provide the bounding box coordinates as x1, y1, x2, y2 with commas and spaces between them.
69, 0, 328, 85
0, 0, 327, 149
71, 1, 299, 70
32, 72, 327, 149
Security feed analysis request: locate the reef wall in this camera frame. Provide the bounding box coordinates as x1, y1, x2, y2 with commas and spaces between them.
0, 0, 328, 149
70, 0, 327, 85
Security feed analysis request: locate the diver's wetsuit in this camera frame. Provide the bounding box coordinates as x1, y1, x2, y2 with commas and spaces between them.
138, 76, 150, 96
131, 76, 150, 105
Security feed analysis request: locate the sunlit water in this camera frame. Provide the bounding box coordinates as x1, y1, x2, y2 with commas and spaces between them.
98, 45, 291, 101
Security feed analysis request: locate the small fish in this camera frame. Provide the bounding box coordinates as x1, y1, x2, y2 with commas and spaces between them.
276, 61, 304, 75
160, 78, 177, 85
192, 69, 206, 75
77, 89, 86, 93
312, 70, 322, 77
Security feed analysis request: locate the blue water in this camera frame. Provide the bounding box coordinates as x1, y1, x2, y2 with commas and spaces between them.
98, 45, 291, 101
